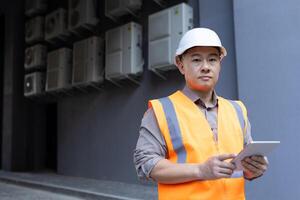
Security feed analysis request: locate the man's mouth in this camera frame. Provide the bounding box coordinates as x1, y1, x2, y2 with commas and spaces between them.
198, 76, 212, 81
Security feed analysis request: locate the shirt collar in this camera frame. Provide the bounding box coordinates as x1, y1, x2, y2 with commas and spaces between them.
181, 85, 218, 109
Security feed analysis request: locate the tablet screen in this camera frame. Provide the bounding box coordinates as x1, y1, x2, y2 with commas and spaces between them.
231, 141, 280, 171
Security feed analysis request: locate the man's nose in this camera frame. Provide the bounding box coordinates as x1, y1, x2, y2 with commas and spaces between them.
200, 60, 210, 72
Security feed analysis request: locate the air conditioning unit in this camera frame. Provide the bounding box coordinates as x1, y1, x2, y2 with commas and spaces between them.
148, 3, 193, 72
25, 0, 47, 17
24, 72, 45, 96
25, 16, 45, 44
105, 0, 142, 21
24, 44, 47, 70
46, 48, 72, 91
72, 36, 104, 85
105, 22, 143, 81
68, 0, 99, 33
45, 8, 69, 43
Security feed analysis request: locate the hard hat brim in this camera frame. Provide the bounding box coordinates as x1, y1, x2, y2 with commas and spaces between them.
176, 45, 227, 57
174, 45, 227, 66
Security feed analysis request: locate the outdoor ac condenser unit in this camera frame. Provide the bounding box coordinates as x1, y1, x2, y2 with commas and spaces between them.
25, 0, 47, 17
24, 72, 45, 96
105, 22, 143, 81
105, 0, 142, 21
72, 36, 104, 85
148, 3, 193, 72
68, 0, 99, 34
45, 8, 68, 42
25, 16, 45, 44
46, 48, 72, 91
24, 44, 47, 70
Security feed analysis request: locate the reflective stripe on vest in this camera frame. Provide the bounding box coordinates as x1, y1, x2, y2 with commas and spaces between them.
229, 100, 245, 131
228, 100, 248, 145
159, 97, 187, 163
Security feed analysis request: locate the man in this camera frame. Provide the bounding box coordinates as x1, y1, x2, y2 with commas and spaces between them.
134, 28, 268, 200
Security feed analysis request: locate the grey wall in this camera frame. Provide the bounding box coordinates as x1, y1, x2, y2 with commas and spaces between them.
0, 0, 48, 171
199, 0, 238, 99
1, 0, 29, 170
234, 0, 300, 199
0, 15, 4, 168
57, 72, 184, 183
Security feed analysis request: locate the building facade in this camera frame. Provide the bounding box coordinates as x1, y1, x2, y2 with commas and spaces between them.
0, 0, 299, 199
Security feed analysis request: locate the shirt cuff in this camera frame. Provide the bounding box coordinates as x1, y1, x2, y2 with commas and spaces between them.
244, 172, 264, 181
140, 157, 164, 181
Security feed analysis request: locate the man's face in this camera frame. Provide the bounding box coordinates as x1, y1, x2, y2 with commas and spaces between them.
176, 46, 222, 92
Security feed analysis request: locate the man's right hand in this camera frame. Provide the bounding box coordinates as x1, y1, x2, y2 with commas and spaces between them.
198, 154, 237, 180
150, 154, 237, 184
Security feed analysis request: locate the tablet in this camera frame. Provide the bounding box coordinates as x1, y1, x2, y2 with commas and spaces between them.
231, 141, 280, 171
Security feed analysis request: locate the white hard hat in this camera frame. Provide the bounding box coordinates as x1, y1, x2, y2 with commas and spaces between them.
175, 27, 227, 60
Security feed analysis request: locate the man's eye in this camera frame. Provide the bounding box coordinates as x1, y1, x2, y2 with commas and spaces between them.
209, 58, 217, 62
192, 58, 201, 62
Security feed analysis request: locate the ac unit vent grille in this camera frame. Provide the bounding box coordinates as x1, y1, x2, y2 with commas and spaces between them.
47, 71, 59, 89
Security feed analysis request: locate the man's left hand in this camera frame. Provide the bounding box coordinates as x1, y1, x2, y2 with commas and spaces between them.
242, 155, 268, 180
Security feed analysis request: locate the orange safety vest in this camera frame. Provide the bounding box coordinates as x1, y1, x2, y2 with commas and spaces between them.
149, 91, 248, 200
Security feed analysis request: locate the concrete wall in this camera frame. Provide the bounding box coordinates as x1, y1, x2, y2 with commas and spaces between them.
57, 72, 184, 183
1, 0, 29, 170
0, 0, 48, 172
234, 0, 300, 199
0, 15, 4, 168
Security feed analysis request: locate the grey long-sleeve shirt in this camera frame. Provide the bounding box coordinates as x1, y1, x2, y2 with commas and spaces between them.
133, 86, 252, 180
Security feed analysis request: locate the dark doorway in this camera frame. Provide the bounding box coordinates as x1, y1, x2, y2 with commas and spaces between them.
0, 15, 4, 169
45, 103, 57, 171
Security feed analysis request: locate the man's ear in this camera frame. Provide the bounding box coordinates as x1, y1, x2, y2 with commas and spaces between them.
220, 54, 224, 61
175, 56, 185, 75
